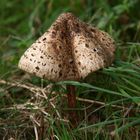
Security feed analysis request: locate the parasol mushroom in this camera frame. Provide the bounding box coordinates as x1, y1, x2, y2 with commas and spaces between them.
18, 13, 116, 124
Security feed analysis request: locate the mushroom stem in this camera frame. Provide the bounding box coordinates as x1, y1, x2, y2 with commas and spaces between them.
66, 85, 78, 124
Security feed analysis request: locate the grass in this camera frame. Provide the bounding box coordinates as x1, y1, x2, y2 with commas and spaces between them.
0, 0, 140, 139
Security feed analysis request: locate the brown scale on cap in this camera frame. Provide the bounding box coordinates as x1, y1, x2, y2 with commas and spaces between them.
18, 13, 116, 82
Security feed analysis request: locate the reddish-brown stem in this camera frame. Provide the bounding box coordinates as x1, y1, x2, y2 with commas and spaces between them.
66, 85, 78, 125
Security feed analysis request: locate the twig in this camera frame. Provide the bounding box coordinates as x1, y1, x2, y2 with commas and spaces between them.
75, 96, 136, 111
0, 79, 139, 112
30, 115, 41, 127
123, 104, 134, 117
40, 88, 61, 118
0, 79, 61, 118
30, 115, 39, 140
0, 79, 51, 95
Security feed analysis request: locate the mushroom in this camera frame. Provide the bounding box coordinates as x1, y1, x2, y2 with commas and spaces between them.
18, 13, 116, 124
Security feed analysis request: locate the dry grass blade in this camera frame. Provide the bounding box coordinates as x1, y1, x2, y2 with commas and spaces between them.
0, 79, 138, 112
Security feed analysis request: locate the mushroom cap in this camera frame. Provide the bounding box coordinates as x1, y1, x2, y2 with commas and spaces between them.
18, 13, 116, 82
